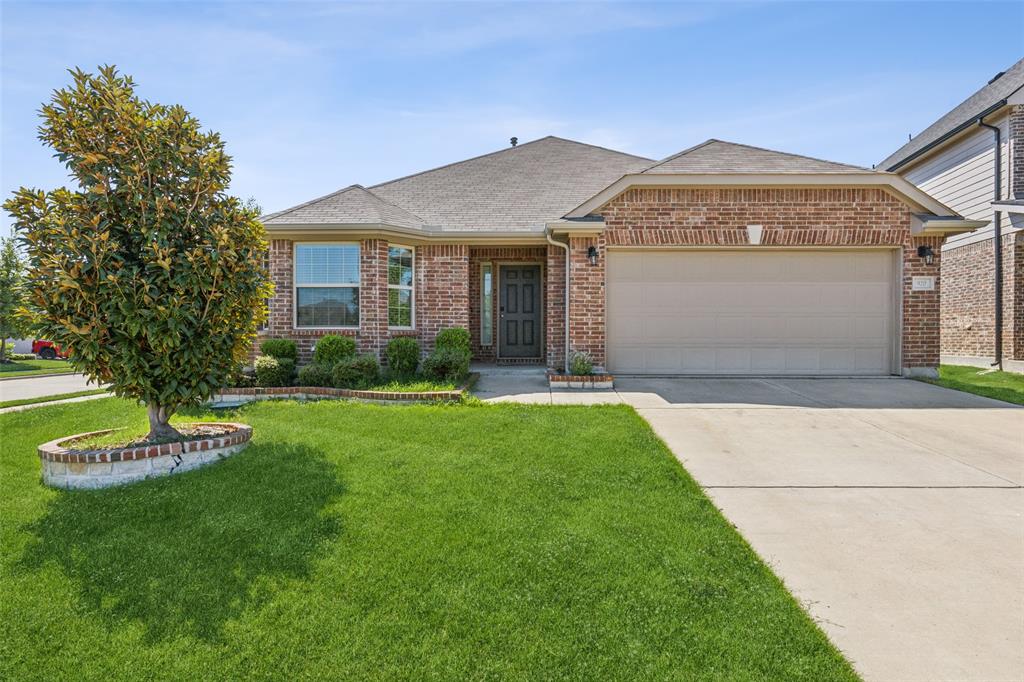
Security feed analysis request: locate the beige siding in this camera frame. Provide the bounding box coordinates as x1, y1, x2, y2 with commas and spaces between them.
902, 112, 1011, 248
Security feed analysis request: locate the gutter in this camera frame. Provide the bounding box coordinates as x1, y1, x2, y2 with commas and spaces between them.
978, 116, 1004, 371
545, 228, 571, 372
885, 99, 1007, 172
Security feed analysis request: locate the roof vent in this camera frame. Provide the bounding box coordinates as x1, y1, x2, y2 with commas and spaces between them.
510, 137, 518, 147
988, 70, 1005, 84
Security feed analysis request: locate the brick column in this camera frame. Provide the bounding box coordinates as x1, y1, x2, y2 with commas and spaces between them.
359, 239, 388, 357
568, 235, 606, 367
1010, 104, 1024, 200
417, 244, 469, 353
902, 236, 943, 375
545, 244, 567, 370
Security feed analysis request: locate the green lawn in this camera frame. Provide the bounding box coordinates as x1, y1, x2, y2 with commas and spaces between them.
0, 358, 74, 378
0, 399, 857, 681
0, 389, 109, 410
924, 364, 1024, 405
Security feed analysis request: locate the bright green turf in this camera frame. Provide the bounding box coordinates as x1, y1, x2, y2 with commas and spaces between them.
923, 364, 1024, 405
0, 389, 109, 409
0, 399, 857, 681
0, 358, 74, 378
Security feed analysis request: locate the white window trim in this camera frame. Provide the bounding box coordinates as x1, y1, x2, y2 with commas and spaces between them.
293, 242, 361, 330
387, 244, 415, 330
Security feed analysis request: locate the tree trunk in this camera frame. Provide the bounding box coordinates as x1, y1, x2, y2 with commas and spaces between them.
0, 338, 6, 364
146, 403, 181, 441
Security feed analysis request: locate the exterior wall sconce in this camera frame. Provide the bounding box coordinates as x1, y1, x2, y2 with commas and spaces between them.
587, 245, 598, 266
917, 245, 934, 265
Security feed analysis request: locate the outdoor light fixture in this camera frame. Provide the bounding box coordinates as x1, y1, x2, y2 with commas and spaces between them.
587, 245, 598, 266
917, 245, 934, 265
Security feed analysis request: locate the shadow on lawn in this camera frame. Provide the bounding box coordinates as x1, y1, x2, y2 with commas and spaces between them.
18, 442, 343, 643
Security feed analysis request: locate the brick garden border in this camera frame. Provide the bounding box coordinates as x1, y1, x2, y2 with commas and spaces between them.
211, 373, 478, 406
548, 372, 614, 390
38, 422, 253, 490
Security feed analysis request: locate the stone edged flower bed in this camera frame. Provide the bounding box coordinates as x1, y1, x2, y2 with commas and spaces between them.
211, 373, 478, 406
38, 422, 252, 490
548, 372, 615, 390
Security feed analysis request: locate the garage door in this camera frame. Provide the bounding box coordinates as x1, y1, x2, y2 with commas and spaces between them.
606, 250, 897, 375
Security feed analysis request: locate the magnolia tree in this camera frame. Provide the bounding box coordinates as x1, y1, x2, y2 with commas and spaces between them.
0, 237, 29, 362
4, 67, 271, 439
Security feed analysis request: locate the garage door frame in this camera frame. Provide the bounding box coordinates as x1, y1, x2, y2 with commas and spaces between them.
604, 246, 903, 376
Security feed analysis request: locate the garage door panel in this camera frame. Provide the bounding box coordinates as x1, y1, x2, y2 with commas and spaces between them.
606, 250, 896, 375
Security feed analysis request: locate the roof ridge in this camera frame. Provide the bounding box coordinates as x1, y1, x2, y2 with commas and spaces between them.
358, 185, 427, 223
542, 135, 655, 162
644, 138, 865, 172
370, 135, 651, 190
260, 184, 365, 222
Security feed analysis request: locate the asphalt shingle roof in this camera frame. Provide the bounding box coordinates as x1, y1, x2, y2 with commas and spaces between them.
641, 139, 867, 174
368, 136, 652, 232
261, 184, 425, 229
878, 58, 1024, 172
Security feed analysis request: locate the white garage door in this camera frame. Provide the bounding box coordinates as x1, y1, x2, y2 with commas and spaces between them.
606, 250, 897, 375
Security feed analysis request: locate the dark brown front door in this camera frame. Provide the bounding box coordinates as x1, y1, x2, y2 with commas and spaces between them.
499, 265, 541, 358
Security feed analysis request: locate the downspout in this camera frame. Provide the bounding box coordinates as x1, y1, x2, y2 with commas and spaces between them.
979, 117, 1003, 370
545, 229, 570, 372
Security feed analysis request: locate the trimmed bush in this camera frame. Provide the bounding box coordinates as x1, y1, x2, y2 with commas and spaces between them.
423, 348, 470, 383
254, 355, 295, 387
435, 327, 470, 354
314, 335, 356, 366
297, 363, 333, 388
332, 354, 380, 389
260, 338, 298, 362
385, 337, 420, 377
568, 351, 594, 376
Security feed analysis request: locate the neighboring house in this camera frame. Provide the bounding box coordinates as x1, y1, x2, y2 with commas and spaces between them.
260, 136, 982, 377
879, 57, 1024, 369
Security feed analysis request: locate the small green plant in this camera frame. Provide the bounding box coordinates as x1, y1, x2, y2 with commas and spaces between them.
314, 335, 356, 366
435, 327, 471, 354
332, 354, 379, 389
568, 351, 594, 376
423, 348, 470, 383
385, 337, 420, 377
260, 339, 298, 362
254, 355, 295, 387
297, 363, 334, 388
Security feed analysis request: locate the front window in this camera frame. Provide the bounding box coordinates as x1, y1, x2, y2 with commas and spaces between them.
294, 244, 360, 328
388, 246, 414, 328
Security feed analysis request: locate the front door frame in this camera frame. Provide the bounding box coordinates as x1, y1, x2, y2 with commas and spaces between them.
496, 261, 545, 360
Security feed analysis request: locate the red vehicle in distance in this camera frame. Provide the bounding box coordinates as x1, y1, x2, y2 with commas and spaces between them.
32, 340, 69, 360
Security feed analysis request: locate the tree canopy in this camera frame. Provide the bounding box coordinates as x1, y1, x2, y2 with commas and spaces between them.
0, 236, 29, 361
4, 66, 272, 437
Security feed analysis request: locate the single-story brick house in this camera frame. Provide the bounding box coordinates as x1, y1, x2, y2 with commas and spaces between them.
879, 57, 1024, 371
259, 136, 983, 377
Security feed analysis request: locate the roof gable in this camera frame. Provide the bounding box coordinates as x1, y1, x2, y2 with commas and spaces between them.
641, 139, 866, 174
879, 57, 1024, 171
262, 184, 424, 229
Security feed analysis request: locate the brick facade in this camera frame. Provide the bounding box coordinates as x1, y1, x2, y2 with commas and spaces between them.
590, 187, 942, 372
1011, 105, 1024, 200
262, 187, 945, 373
941, 232, 1024, 361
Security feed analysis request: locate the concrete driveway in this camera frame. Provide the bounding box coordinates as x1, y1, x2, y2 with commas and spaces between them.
615, 377, 1023, 682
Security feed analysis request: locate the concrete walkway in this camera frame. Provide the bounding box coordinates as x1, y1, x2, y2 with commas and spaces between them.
474, 372, 1024, 681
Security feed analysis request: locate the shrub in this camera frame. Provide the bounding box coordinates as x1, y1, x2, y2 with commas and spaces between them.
435, 327, 471, 354
385, 337, 420, 377
314, 335, 356, 366
260, 338, 298, 362
423, 348, 470, 383
568, 350, 594, 376
254, 355, 295, 387
297, 362, 333, 387
332, 354, 379, 389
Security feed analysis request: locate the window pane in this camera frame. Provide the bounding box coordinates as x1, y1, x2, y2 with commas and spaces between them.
481, 264, 493, 345
388, 247, 413, 286
296, 245, 359, 285
388, 287, 412, 327
296, 287, 359, 327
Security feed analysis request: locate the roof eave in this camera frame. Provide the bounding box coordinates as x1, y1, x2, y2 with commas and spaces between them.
882, 99, 1009, 173
262, 222, 548, 244
911, 215, 989, 237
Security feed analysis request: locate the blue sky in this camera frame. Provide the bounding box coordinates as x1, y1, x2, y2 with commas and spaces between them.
2, 1, 1022, 234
